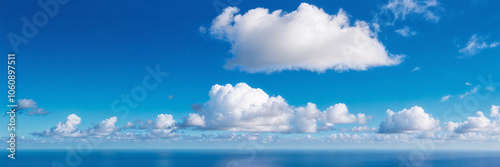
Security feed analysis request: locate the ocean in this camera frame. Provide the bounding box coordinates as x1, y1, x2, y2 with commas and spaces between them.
4, 149, 500, 167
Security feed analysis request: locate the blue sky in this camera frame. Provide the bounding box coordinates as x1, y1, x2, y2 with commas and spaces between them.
1, 0, 500, 149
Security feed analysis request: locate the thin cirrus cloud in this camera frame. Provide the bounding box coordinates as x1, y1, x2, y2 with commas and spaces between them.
382, 0, 441, 23
209, 3, 403, 73
459, 34, 499, 57
440, 95, 452, 102
395, 26, 417, 37
459, 86, 479, 99
185, 83, 370, 133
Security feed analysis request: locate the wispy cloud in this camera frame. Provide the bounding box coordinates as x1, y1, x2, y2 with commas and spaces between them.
382, 0, 441, 23
441, 95, 452, 102
460, 86, 479, 99
396, 26, 417, 37
459, 34, 499, 56
411, 67, 421, 72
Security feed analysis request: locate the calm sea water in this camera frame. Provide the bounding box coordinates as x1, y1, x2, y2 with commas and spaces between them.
4, 149, 500, 167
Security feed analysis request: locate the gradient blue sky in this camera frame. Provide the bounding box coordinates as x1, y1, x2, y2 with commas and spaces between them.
1, 0, 499, 149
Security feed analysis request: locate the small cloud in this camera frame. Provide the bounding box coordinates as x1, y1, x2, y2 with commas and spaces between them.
485, 86, 495, 92
411, 67, 421, 72
465, 82, 472, 86
17, 99, 49, 116
395, 26, 417, 37
18, 99, 37, 110
459, 34, 499, 57
440, 95, 452, 102
199, 26, 207, 34
168, 95, 174, 99
350, 125, 377, 132
460, 86, 478, 99
27, 108, 49, 116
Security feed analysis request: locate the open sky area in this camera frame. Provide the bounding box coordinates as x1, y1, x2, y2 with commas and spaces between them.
1, 0, 499, 150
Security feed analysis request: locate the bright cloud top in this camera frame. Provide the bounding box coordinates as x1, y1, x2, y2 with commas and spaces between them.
378, 106, 439, 133
209, 3, 403, 73
33, 114, 85, 137
446, 110, 500, 134
187, 83, 295, 132
186, 83, 369, 133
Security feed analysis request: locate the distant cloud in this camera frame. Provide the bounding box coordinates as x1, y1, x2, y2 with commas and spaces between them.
382, 0, 441, 23
33, 114, 86, 137
209, 3, 403, 73
17, 99, 49, 116
447, 111, 498, 134
440, 95, 452, 102
411, 67, 421, 72
34, 114, 179, 138
350, 126, 377, 132
378, 106, 440, 133
17, 99, 37, 110
459, 86, 478, 99
184, 83, 369, 133
198, 26, 207, 34
88, 116, 121, 136
465, 82, 472, 86
185, 83, 294, 132
183, 113, 206, 128
396, 26, 417, 37
459, 34, 499, 56
491, 105, 500, 119
168, 95, 174, 99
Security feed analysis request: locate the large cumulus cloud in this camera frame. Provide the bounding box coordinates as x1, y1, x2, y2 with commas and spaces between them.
186, 83, 295, 132
185, 83, 368, 133
209, 3, 403, 73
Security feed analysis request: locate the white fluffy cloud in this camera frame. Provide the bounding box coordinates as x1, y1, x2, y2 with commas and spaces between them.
89, 116, 120, 136
459, 34, 499, 56
491, 105, 500, 119
209, 3, 402, 73
448, 111, 498, 133
184, 113, 206, 127
34, 115, 122, 137
154, 114, 176, 129
324, 103, 368, 124
34, 114, 85, 137
188, 83, 294, 132
186, 83, 368, 133
383, 0, 441, 22
295, 103, 322, 133
378, 106, 440, 133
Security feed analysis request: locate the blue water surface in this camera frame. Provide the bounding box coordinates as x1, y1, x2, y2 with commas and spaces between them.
4, 149, 500, 167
